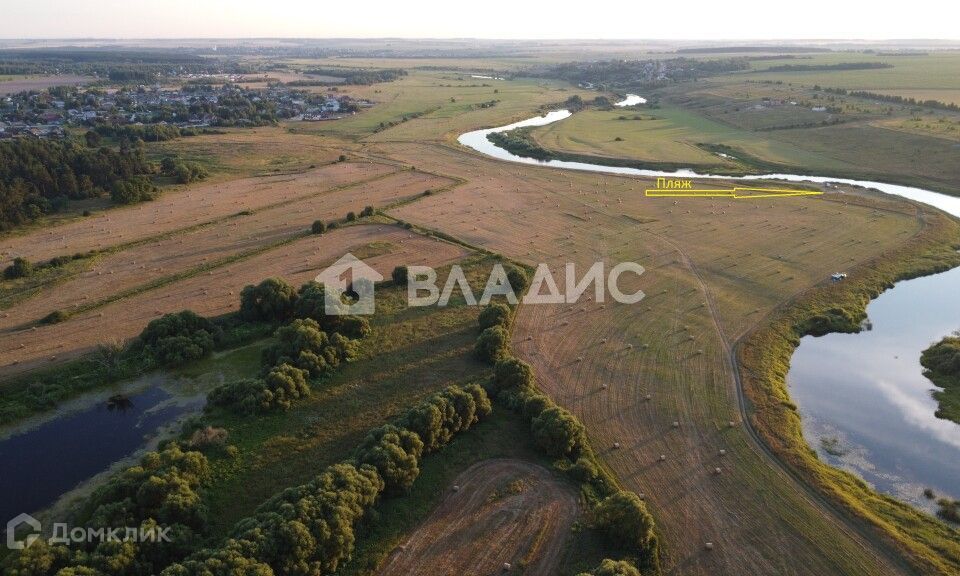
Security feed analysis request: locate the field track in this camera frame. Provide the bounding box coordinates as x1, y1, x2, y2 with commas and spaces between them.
377, 459, 579, 576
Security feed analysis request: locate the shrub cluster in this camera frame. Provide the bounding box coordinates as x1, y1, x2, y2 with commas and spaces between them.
263, 318, 360, 376
160, 157, 209, 184
577, 558, 642, 576
9, 445, 211, 576
3, 257, 33, 279
211, 281, 372, 415
239, 277, 300, 323
137, 310, 219, 367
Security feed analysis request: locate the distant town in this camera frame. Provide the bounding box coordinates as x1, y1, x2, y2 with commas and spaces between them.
0, 78, 371, 139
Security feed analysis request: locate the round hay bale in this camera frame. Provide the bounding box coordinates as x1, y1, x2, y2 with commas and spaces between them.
705, 542, 714, 550
672, 421, 680, 428
452, 485, 461, 492
659, 454, 666, 461
714, 467, 722, 475
503, 562, 512, 571
719, 449, 726, 456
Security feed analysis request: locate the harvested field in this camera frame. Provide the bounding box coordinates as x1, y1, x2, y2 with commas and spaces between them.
0, 169, 454, 327
0, 160, 396, 267
377, 459, 579, 576
0, 74, 92, 95
0, 224, 470, 377
383, 140, 922, 575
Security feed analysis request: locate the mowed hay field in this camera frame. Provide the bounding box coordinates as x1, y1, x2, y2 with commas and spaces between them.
384, 140, 926, 575
0, 168, 454, 330
0, 160, 395, 266
377, 459, 579, 576
0, 224, 470, 376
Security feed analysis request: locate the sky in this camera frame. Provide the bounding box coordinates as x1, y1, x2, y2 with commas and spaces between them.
2, 0, 959, 40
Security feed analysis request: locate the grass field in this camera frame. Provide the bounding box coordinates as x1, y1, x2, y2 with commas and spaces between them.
523, 79, 960, 194
530, 104, 842, 169
742, 51, 960, 90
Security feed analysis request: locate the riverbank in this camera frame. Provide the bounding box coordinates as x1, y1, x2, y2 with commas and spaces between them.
498, 117, 960, 197
738, 204, 960, 575
921, 334, 960, 425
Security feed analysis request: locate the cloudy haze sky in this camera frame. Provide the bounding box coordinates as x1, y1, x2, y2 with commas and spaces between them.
2, 0, 958, 39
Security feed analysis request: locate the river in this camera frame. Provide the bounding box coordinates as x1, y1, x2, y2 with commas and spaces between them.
458, 95, 960, 510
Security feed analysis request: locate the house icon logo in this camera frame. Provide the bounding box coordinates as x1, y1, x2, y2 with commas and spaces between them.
314, 253, 383, 315
6, 513, 41, 550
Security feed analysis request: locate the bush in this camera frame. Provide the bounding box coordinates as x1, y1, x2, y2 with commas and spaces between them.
239, 277, 298, 322
3, 257, 33, 279
311, 219, 326, 234
521, 392, 554, 422
492, 356, 534, 395
188, 426, 229, 449
346, 211, 356, 222
138, 310, 217, 367
577, 559, 641, 576
262, 318, 359, 375
479, 302, 512, 330
594, 491, 657, 555
209, 364, 311, 414
110, 175, 157, 204
531, 406, 586, 457
208, 378, 269, 414
262, 363, 311, 410
475, 326, 509, 363
360, 205, 374, 217
41, 309, 70, 324
391, 265, 408, 286
938, 498, 960, 523
401, 384, 491, 453
505, 264, 529, 295
355, 424, 424, 494
570, 457, 600, 483
293, 282, 372, 338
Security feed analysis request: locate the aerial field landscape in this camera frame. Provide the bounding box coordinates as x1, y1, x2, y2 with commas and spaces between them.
0, 8, 959, 576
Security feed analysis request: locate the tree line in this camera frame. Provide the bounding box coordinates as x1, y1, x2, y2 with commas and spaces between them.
818, 86, 960, 112
469, 266, 660, 574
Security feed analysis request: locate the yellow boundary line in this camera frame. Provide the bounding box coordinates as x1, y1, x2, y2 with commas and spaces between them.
645, 186, 823, 199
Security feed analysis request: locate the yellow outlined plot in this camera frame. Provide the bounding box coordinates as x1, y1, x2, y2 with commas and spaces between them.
645, 178, 822, 200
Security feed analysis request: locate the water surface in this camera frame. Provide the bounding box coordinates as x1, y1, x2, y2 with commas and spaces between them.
0, 381, 203, 522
